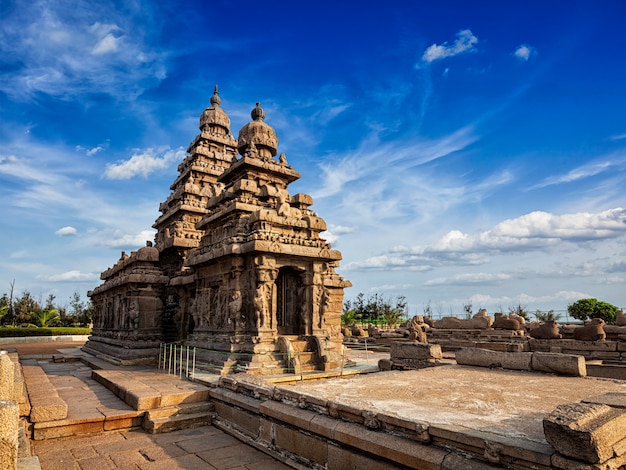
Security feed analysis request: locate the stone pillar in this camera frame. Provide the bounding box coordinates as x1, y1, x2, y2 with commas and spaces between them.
0, 350, 14, 400
0, 399, 19, 470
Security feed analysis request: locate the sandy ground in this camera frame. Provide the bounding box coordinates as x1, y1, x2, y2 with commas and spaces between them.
282, 363, 626, 444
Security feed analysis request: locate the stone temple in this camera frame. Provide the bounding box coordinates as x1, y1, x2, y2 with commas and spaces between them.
85, 87, 351, 374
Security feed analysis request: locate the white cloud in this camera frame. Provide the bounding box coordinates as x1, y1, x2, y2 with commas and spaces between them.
90, 229, 156, 248
55, 226, 77, 236
36, 270, 98, 282
421, 29, 479, 64
347, 208, 626, 271
105, 147, 185, 179
425, 272, 511, 286
321, 224, 357, 245
514, 44, 535, 61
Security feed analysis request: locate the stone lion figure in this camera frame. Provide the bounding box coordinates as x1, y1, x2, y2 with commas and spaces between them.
492, 312, 522, 330
572, 318, 606, 341
529, 320, 562, 339
432, 310, 492, 330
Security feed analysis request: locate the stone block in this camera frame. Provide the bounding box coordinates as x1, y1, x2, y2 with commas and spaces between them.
0, 400, 18, 470
543, 402, 626, 463
377, 412, 431, 443
274, 422, 328, 465
583, 393, 626, 409
29, 396, 68, 422
309, 414, 339, 440
327, 444, 405, 470
331, 420, 447, 469
0, 352, 15, 401
455, 348, 533, 370
390, 342, 442, 360
259, 400, 315, 431
441, 453, 501, 470
531, 352, 586, 376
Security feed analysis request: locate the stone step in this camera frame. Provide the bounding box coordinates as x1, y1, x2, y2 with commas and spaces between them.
143, 410, 214, 434
145, 401, 214, 420
91, 369, 210, 411
290, 340, 309, 352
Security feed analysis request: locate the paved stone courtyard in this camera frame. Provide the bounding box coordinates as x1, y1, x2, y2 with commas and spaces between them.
10, 340, 292, 470
32, 426, 288, 470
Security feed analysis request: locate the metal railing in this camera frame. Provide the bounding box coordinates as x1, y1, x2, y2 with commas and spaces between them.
157, 341, 383, 381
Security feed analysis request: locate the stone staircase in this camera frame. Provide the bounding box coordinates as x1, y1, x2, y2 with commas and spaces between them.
142, 401, 215, 434
278, 336, 320, 374
91, 368, 214, 434
23, 353, 215, 440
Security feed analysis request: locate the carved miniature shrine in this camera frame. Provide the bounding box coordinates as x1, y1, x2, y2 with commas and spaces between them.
85, 87, 351, 373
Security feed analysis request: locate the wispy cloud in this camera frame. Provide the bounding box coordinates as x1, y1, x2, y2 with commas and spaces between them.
104, 147, 185, 179
530, 152, 626, 189
419, 29, 479, 65
314, 125, 478, 199
0, 0, 167, 101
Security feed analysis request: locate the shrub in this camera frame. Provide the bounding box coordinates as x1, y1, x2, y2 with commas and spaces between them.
0, 327, 91, 337
567, 298, 618, 323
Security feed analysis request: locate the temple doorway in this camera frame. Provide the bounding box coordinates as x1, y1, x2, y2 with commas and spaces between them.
276, 267, 303, 335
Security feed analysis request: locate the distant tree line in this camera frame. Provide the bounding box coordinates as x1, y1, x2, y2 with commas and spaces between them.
0, 281, 92, 328
343, 292, 408, 327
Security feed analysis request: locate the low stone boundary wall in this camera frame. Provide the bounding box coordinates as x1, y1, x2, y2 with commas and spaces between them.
529, 338, 625, 362
208, 374, 555, 469
455, 348, 586, 376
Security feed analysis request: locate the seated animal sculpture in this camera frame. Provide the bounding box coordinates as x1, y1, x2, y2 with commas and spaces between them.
350, 324, 366, 337
572, 318, 606, 341
432, 311, 492, 330
492, 312, 522, 330
529, 320, 562, 339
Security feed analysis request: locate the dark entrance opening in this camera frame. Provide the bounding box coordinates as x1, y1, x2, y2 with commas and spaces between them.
276, 267, 303, 335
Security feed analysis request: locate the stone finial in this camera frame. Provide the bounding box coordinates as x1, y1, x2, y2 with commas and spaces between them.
237, 102, 278, 158
200, 84, 231, 133
210, 84, 221, 107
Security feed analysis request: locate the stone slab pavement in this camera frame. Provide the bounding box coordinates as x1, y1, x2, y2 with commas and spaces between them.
32, 426, 291, 470
4, 341, 293, 470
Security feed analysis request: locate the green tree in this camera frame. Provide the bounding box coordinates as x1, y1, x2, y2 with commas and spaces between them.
567, 298, 619, 323
509, 303, 531, 321
344, 292, 407, 326
33, 308, 60, 327
534, 309, 561, 322
13, 291, 40, 325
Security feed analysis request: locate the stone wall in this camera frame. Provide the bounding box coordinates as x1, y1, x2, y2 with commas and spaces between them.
208, 374, 557, 469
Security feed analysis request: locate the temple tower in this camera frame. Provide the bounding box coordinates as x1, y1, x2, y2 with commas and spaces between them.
183, 102, 350, 373
87, 88, 350, 373
153, 86, 238, 340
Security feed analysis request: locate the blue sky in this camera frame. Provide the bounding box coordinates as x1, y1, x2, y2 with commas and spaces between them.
1, 0, 625, 315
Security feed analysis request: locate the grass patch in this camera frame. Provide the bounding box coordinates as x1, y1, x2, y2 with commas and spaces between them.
0, 327, 91, 337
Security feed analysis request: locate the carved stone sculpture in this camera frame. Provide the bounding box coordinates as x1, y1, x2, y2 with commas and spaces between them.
492, 312, 522, 330
572, 318, 606, 341
529, 320, 562, 339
